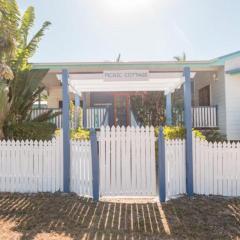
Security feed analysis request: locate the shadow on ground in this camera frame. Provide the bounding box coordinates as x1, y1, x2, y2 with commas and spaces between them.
0, 193, 239, 239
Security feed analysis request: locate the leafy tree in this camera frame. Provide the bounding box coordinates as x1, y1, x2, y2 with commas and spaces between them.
131, 92, 165, 126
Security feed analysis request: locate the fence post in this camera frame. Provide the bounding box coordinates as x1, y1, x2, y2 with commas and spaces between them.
90, 128, 100, 201
158, 127, 166, 202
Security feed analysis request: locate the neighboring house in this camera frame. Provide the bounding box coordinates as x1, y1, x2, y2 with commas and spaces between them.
32, 51, 240, 140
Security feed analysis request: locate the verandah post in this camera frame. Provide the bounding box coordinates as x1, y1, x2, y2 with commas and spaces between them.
74, 94, 80, 129
83, 93, 87, 128
90, 128, 100, 201
158, 127, 166, 202
183, 66, 194, 196
62, 69, 70, 193
166, 93, 172, 125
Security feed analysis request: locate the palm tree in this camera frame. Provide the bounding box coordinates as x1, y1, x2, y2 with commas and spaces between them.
116, 53, 121, 62
174, 52, 186, 62
0, 0, 19, 138
0, 2, 55, 138
7, 6, 52, 124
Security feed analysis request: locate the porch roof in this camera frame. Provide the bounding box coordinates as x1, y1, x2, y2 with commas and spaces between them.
57, 71, 196, 95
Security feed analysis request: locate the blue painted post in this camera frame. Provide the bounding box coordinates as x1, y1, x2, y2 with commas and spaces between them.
90, 129, 99, 201
74, 94, 80, 129
62, 69, 70, 193
183, 66, 193, 196
166, 93, 172, 125
158, 127, 166, 202
83, 93, 87, 129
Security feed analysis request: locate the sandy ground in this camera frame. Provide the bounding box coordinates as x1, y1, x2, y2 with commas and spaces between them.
0, 193, 239, 240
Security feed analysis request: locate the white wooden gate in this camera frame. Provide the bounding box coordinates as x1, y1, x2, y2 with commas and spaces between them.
165, 139, 186, 199
99, 126, 156, 196
70, 140, 92, 197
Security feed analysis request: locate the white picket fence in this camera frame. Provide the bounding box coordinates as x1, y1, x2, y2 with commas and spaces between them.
193, 137, 240, 196
70, 140, 92, 196
99, 126, 156, 196
1, 125, 240, 200
0, 133, 93, 196
165, 139, 186, 199
0, 136, 63, 193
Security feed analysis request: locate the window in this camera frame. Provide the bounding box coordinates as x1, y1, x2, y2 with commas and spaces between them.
199, 85, 210, 106
59, 101, 62, 108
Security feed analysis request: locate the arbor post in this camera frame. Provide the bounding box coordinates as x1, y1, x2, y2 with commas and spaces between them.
158, 127, 166, 202
183, 66, 193, 196
62, 69, 70, 193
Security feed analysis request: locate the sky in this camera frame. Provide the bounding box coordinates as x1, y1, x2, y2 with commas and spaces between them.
19, 0, 240, 63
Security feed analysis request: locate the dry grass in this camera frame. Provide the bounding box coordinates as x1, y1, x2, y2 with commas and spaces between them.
0, 193, 239, 239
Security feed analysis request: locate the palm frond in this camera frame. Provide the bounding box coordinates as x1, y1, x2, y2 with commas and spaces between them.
19, 6, 35, 48
14, 21, 51, 70
0, 0, 19, 61
7, 69, 49, 122
173, 52, 186, 62
24, 21, 51, 58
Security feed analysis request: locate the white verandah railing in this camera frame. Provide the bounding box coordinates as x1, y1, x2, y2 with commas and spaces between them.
86, 107, 109, 129
173, 106, 218, 128
31, 105, 218, 129
192, 106, 217, 128
31, 108, 62, 128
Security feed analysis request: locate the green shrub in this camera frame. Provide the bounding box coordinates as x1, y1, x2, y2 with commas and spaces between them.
4, 122, 57, 141
200, 129, 226, 142
155, 126, 206, 140
55, 128, 90, 141
70, 128, 90, 140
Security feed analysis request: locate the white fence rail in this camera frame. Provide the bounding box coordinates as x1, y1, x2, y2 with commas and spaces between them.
70, 140, 92, 196
99, 126, 156, 196
165, 139, 186, 199
193, 137, 240, 196
0, 136, 63, 193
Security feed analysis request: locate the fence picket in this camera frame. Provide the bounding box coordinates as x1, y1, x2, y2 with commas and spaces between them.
193, 137, 240, 197
165, 139, 186, 199
70, 139, 92, 197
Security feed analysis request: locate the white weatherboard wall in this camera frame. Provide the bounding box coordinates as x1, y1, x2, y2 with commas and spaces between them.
165, 139, 186, 199
70, 140, 92, 197
193, 137, 240, 196
0, 136, 63, 193
225, 74, 240, 140
224, 57, 240, 140
99, 126, 156, 196
211, 67, 227, 136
